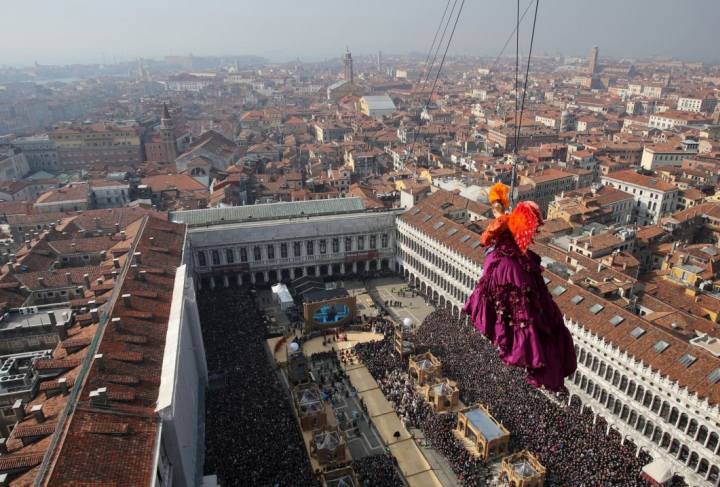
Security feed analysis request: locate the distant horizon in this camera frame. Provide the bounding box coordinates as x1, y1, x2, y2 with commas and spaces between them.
3, 49, 717, 71
2, 0, 718, 68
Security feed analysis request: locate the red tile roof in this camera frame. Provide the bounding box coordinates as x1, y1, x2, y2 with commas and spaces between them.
603, 170, 678, 192
42, 216, 185, 486
0, 214, 186, 486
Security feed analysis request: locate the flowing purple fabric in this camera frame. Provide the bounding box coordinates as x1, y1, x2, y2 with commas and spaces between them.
463, 231, 577, 391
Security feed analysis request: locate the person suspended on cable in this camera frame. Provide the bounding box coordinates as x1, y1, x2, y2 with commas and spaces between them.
463, 182, 577, 391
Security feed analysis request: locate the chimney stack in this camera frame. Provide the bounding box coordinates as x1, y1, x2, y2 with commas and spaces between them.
138, 270, 147, 281
114, 223, 120, 233
111, 317, 122, 331
30, 404, 45, 423
120, 230, 126, 241
134, 251, 142, 264
57, 377, 69, 395
94, 353, 104, 371
12, 399, 24, 422
37, 276, 45, 287
113, 258, 120, 269
90, 387, 108, 407
8, 261, 13, 272
65, 272, 72, 284
83, 273, 90, 288
122, 294, 131, 307
56, 322, 68, 340
90, 308, 99, 322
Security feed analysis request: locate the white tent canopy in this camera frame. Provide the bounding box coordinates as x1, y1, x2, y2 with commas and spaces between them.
271, 283, 294, 310
642, 458, 673, 485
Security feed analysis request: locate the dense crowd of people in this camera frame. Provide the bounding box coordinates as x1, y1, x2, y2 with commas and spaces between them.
351, 454, 405, 487
355, 326, 489, 486
197, 282, 679, 486
198, 287, 319, 487
413, 309, 660, 486
353, 308, 689, 486
378, 369, 430, 428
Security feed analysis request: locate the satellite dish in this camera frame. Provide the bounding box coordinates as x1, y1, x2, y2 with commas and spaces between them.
289, 342, 300, 353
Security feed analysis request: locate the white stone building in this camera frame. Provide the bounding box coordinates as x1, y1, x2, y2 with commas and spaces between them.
677, 96, 718, 114
601, 170, 679, 226
172, 198, 399, 288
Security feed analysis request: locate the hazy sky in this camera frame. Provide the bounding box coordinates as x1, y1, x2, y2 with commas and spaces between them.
1, 0, 718, 66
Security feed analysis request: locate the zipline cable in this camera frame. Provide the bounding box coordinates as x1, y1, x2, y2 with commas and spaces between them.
509, 0, 540, 207
418, 0, 452, 89
409, 0, 466, 159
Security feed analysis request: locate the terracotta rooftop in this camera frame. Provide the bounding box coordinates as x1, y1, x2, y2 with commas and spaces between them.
43, 216, 185, 486
34, 185, 89, 206
602, 170, 678, 192
0, 214, 186, 486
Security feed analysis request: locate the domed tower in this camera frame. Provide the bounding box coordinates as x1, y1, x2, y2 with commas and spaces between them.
160, 103, 177, 163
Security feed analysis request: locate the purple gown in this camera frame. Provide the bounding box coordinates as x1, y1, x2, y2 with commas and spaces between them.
463, 231, 577, 391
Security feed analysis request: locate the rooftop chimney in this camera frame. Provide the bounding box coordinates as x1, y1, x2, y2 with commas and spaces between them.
111, 317, 122, 331
138, 270, 147, 281
8, 261, 14, 272
90, 308, 99, 322
65, 272, 72, 284
120, 230, 126, 241
113, 258, 120, 269
57, 377, 69, 395
30, 404, 44, 423
12, 399, 24, 422
48, 312, 57, 325
37, 276, 45, 287
56, 322, 68, 340
90, 387, 108, 407
114, 223, 120, 233
134, 251, 142, 264
122, 294, 131, 307
83, 273, 90, 288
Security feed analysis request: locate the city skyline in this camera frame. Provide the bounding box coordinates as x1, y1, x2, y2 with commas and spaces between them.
1, 0, 719, 67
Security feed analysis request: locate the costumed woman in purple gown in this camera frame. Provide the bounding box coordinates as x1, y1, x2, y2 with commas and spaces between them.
463, 182, 577, 391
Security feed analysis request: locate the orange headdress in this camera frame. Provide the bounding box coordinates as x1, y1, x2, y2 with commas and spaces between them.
508, 201, 544, 253
488, 183, 510, 210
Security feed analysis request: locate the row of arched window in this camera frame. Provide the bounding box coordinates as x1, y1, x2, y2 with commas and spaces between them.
573, 344, 719, 481
397, 227, 477, 292
195, 233, 390, 267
